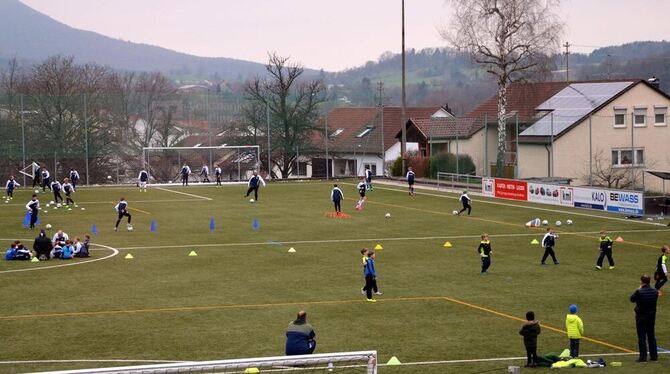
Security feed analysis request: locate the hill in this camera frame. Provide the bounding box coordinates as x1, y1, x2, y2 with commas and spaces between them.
0, 0, 267, 80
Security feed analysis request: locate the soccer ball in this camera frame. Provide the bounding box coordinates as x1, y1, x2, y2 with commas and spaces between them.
385, 213, 391, 218
127, 224, 134, 232
249, 199, 255, 203
566, 219, 573, 225
50, 201, 55, 205
541, 219, 549, 226
56, 203, 62, 208
81, 208, 86, 211
107, 175, 112, 180
34, 189, 39, 194
452, 210, 458, 215
555, 220, 562, 226
45, 224, 52, 230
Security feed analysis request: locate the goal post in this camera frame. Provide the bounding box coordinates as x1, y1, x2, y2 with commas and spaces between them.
35, 351, 378, 374
18, 161, 40, 180
142, 145, 261, 184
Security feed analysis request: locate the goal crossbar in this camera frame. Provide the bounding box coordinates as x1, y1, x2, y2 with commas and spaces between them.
34, 351, 378, 374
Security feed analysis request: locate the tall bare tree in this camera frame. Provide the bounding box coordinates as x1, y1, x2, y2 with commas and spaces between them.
443, 0, 563, 176
244, 53, 324, 178
133, 72, 175, 148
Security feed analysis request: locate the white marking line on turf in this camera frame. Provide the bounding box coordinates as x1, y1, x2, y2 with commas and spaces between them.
381, 351, 670, 367
0, 244, 119, 274
0, 359, 186, 365
154, 186, 212, 201
115, 228, 668, 250
368, 182, 667, 227
3, 199, 205, 207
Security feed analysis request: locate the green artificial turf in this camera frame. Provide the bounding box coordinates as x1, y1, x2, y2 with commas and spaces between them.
0, 181, 668, 373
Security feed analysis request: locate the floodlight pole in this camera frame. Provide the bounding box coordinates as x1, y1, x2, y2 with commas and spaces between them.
550, 112, 554, 178
84, 93, 90, 185
588, 115, 593, 186
266, 101, 271, 178
400, 0, 407, 175
20, 94, 26, 186
325, 114, 329, 180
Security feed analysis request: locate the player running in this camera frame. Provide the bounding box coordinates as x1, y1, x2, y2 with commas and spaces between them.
138, 168, 149, 192
406, 167, 415, 195
69, 168, 80, 190
541, 228, 560, 265
457, 190, 472, 216
114, 197, 132, 232
355, 179, 366, 210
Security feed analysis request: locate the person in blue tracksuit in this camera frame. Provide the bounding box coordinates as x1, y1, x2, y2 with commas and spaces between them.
32, 165, 41, 189
6, 175, 19, 199
26, 194, 40, 229
180, 164, 191, 186
457, 190, 472, 216
200, 164, 210, 183
331, 184, 343, 214
51, 180, 64, 204
214, 166, 222, 186
364, 167, 373, 191
61, 240, 74, 260
138, 168, 149, 192
541, 228, 559, 265
245, 171, 266, 201
285, 311, 316, 355
41, 167, 51, 192
406, 167, 415, 195
63, 179, 75, 205
69, 169, 80, 190
114, 197, 132, 232
363, 250, 380, 302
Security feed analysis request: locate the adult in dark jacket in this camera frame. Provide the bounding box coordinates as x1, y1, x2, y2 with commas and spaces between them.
33, 229, 53, 260
630, 274, 658, 362
285, 311, 316, 355
519, 311, 541, 368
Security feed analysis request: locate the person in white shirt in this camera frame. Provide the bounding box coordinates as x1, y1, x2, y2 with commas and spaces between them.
62, 178, 75, 205
200, 164, 210, 183
214, 165, 222, 186
52, 230, 69, 247
180, 164, 191, 186
138, 168, 149, 192
245, 171, 266, 201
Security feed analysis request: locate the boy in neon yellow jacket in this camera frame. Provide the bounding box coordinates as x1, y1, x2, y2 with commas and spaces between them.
566, 304, 584, 357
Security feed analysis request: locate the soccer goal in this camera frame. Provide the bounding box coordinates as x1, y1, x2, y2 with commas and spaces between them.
142, 145, 261, 184
37, 351, 378, 374
18, 161, 40, 180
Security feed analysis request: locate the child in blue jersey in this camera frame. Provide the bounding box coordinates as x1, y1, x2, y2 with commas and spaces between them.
245, 171, 266, 201
61, 240, 74, 260
406, 167, 415, 195
457, 190, 472, 216
41, 167, 51, 192
62, 178, 75, 206
5, 175, 19, 199
51, 180, 64, 204
114, 197, 132, 232
69, 168, 80, 190
138, 168, 149, 192
26, 194, 40, 229
363, 250, 381, 302
364, 167, 373, 191
214, 166, 222, 186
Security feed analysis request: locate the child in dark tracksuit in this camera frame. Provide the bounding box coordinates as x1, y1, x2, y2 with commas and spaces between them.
519, 311, 541, 367
477, 233, 492, 273
363, 250, 380, 302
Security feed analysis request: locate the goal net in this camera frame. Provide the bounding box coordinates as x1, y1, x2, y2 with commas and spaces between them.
37, 351, 378, 374
143, 145, 260, 184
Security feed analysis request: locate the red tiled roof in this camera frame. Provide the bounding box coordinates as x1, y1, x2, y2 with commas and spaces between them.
322, 106, 441, 153
402, 117, 483, 140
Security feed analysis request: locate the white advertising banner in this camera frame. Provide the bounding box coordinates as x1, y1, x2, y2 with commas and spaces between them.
482, 177, 494, 197
605, 190, 644, 215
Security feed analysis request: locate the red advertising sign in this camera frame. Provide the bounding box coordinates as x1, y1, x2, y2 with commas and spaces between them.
494, 178, 528, 201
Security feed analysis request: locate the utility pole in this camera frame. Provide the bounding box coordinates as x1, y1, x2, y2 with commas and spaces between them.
400, 0, 407, 174
377, 82, 385, 173
563, 41, 570, 82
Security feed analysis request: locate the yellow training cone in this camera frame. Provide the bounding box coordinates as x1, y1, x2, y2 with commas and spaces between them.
188, 250, 198, 257
244, 368, 260, 373
443, 241, 452, 248
530, 239, 539, 245
386, 356, 401, 365
615, 236, 624, 242
31, 257, 39, 263
374, 244, 383, 250
288, 247, 296, 253
125, 253, 134, 259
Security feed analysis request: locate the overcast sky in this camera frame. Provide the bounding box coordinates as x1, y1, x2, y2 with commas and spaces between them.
20, 0, 670, 71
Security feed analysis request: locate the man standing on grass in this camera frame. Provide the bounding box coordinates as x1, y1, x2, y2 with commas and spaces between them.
285, 311, 316, 355
630, 274, 658, 362
541, 227, 559, 265
245, 170, 266, 201
180, 164, 191, 186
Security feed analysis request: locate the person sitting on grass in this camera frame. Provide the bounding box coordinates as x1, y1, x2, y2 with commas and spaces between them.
285, 310, 316, 355
14, 242, 32, 260
61, 240, 74, 260
51, 242, 63, 259
5, 243, 17, 261
519, 311, 541, 368
73, 235, 91, 258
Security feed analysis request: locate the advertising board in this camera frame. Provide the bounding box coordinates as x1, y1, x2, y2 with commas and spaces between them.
482, 178, 495, 197
493, 178, 527, 201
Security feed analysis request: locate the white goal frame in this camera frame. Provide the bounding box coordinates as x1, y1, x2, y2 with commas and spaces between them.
142, 145, 261, 183
35, 351, 378, 374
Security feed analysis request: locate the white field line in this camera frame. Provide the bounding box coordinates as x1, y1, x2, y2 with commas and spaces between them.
366, 182, 667, 227
3, 199, 206, 207
115, 228, 668, 251
3, 351, 666, 367
378, 351, 670, 367
153, 186, 212, 201
0, 244, 118, 274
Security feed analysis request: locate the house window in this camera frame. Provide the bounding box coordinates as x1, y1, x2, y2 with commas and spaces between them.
633, 107, 647, 127
356, 127, 373, 138
612, 148, 644, 167
330, 128, 344, 138
654, 106, 667, 126
613, 108, 626, 128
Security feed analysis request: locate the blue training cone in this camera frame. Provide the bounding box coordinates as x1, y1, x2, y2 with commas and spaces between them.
91, 223, 97, 235
252, 218, 260, 231
209, 218, 215, 232
150, 220, 157, 233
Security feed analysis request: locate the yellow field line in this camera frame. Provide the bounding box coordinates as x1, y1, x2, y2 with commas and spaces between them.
440, 296, 635, 353
108, 201, 151, 215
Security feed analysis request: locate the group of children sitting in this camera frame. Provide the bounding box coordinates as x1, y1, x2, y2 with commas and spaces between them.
5, 229, 91, 261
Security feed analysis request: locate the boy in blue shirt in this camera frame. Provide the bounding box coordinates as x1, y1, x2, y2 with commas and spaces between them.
363, 250, 381, 302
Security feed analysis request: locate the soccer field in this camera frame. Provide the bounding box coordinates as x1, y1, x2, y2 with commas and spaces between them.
1, 181, 668, 373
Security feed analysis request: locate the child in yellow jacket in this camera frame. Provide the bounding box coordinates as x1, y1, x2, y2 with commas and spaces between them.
566, 304, 584, 357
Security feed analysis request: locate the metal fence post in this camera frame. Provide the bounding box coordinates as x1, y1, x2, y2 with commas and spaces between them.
84, 93, 90, 185
20, 94, 26, 187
